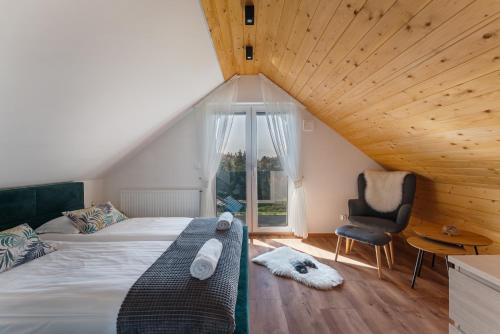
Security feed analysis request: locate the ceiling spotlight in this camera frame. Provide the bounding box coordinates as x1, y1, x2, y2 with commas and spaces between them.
246, 46, 253, 60
245, 5, 254, 25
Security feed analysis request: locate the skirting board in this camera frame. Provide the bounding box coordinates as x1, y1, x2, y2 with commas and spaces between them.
249, 232, 335, 238
249, 232, 295, 238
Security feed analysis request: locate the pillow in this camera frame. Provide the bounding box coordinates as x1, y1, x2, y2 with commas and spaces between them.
97, 202, 128, 223
35, 216, 80, 234
63, 207, 109, 234
0, 224, 56, 273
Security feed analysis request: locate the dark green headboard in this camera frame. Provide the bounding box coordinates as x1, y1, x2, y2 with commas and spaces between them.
0, 182, 84, 231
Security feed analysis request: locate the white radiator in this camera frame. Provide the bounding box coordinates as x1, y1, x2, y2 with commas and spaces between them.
120, 188, 201, 218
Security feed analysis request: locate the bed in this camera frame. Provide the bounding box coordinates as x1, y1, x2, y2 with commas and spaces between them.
0, 182, 249, 334
0, 235, 249, 334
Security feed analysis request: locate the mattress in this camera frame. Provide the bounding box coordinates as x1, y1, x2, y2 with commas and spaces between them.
0, 241, 172, 334
39, 217, 192, 242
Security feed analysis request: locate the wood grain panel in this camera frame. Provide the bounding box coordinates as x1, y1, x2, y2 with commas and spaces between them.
201, 0, 500, 253
201, 0, 237, 79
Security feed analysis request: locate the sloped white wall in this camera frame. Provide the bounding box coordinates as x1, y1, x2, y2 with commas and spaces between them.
103, 76, 382, 233
0, 0, 223, 188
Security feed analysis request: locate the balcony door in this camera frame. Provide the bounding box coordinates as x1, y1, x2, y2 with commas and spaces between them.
216, 104, 289, 232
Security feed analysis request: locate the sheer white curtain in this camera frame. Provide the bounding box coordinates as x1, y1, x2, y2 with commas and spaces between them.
259, 74, 307, 238
196, 76, 239, 217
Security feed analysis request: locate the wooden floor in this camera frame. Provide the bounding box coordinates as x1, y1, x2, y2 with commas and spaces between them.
249, 236, 449, 334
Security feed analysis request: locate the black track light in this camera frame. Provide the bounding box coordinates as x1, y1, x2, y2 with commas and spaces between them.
245, 5, 254, 25
245, 45, 253, 60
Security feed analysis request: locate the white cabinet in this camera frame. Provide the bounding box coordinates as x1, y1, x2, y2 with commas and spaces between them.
448, 255, 500, 334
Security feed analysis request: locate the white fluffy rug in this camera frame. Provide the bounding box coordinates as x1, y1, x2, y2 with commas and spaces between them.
252, 247, 343, 290
364, 170, 409, 212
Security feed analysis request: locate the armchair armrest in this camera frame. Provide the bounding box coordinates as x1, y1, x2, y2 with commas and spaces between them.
348, 199, 369, 217
396, 204, 412, 229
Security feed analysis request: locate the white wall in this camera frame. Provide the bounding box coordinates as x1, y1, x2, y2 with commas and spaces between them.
103, 110, 200, 205
0, 0, 223, 188
301, 113, 381, 232
83, 179, 104, 207
103, 76, 382, 233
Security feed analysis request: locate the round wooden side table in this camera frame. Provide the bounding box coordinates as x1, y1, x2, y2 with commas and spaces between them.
412, 225, 492, 255
407, 236, 467, 288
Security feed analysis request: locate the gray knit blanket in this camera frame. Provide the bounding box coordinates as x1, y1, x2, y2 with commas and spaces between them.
117, 218, 243, 334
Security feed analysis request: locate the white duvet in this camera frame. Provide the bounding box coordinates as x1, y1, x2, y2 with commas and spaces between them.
0, 241, 171, 334
39, 217, 192, 242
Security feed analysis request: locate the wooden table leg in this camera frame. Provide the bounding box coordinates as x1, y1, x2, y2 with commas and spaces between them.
474, 246, 479, 255
411, 249, 424, 289
417, 252, 424, 277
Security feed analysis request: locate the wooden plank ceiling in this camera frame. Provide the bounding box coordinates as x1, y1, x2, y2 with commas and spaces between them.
201, 0, 500, 253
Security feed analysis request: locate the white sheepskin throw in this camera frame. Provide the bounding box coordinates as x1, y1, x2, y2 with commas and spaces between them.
364, 170, 409, 213
252, 247, 343, 290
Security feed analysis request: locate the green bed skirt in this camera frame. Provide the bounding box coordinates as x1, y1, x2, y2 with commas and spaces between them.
235, 225, 249, 334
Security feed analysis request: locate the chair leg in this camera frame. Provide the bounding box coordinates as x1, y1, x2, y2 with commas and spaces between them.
335, 236, 343, 262
389, 239, 395, 265
383, 244, 392, 269
375, 246, 382, 279
349, 240, 355, 253
345, 238, 351, 254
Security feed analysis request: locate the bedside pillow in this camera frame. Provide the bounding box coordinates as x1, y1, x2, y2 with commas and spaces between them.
36, 216, 80, 234
97, 202, 128, 223
0, 224, 56, 273
63, 207, 109, 234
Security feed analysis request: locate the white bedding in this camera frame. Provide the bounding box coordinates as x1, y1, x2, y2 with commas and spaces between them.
39, 217, 192, 242
0, 241, 171, 334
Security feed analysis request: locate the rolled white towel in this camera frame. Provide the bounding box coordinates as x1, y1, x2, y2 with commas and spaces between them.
190, 238, 223, 280
217, 211, 234, 231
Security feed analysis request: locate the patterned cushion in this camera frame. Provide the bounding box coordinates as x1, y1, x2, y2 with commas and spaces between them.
0, 224, 56, 273
64, 207, 108, 234
97, 202, 128, 223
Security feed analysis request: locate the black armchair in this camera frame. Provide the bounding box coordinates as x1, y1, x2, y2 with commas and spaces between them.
348, 172, 416, 262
